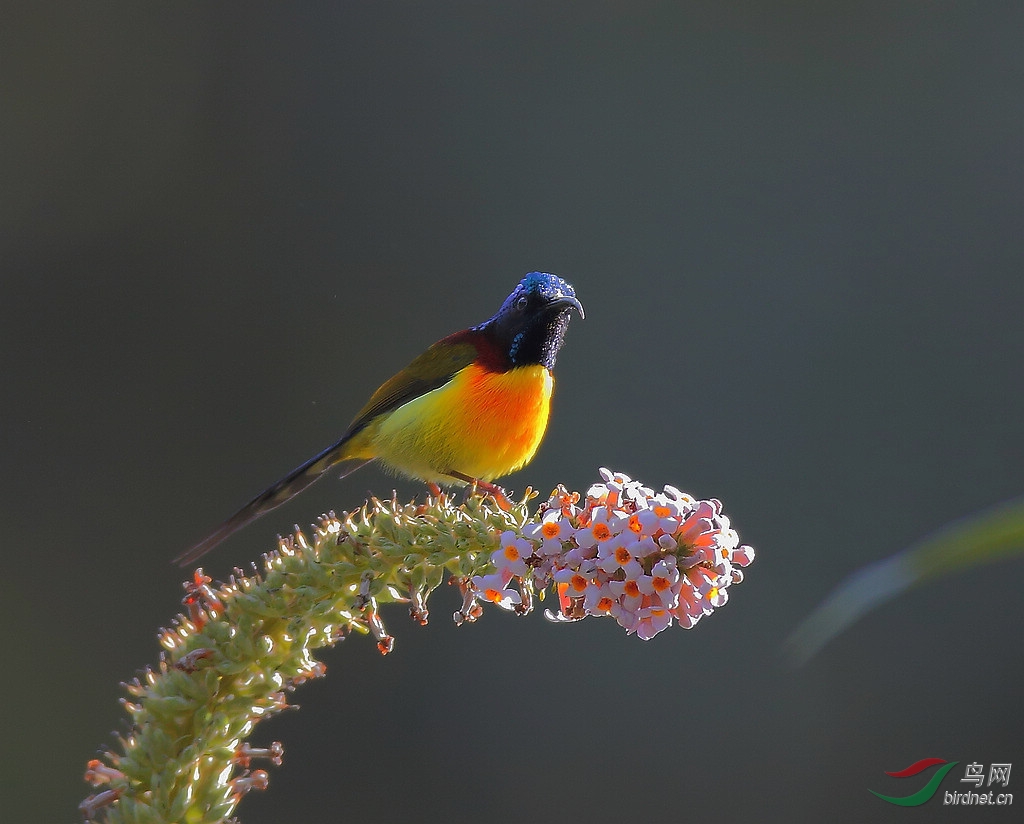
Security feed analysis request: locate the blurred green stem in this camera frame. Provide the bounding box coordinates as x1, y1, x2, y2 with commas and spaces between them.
787, 494, 1024, 665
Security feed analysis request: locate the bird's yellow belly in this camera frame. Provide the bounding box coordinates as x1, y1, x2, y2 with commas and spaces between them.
364, 363, 553, 482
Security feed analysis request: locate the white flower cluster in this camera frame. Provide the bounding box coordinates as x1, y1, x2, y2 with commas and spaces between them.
470, 468, 754, 639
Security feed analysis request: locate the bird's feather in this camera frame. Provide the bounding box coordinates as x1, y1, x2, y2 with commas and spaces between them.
340, 335, 482, 444
173, 337, 481, 566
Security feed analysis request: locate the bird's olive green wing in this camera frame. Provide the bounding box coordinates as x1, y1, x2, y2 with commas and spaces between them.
342, 337, 479, 439
173, 336, 481, 567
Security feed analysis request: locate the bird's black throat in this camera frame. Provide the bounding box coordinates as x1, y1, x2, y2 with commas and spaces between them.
505, 306, 573, 370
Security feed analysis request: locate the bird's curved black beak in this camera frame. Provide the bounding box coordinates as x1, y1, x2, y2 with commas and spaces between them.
550, 294, 585, 320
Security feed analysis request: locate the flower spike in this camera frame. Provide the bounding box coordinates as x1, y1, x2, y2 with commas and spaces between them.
81, 470, 753, 821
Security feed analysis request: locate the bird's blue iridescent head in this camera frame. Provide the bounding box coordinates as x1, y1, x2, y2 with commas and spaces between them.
497, 273, 583, 319
481, 272, 584, 370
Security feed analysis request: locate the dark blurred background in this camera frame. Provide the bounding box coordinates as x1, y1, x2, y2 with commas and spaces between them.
4, 3, 1022, 821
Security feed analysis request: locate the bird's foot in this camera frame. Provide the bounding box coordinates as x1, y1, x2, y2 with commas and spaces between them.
465, 479, 513, 511
446, 471, 513, 511
474, 479, 512, 511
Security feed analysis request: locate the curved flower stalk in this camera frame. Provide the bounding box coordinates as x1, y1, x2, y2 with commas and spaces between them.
81, 469, 754, 823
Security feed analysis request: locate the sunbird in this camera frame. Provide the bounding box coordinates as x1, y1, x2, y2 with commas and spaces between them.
174, 272, 583, 566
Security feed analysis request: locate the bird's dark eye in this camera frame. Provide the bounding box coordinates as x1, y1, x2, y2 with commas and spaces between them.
514, 295, 529, 312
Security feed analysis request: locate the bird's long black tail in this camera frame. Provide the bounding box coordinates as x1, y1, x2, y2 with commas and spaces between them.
174, 443, 372, 567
